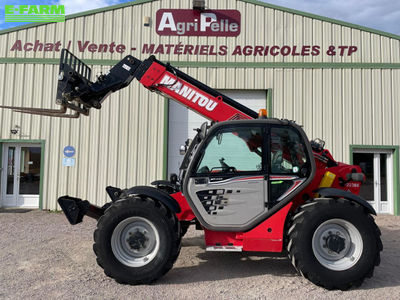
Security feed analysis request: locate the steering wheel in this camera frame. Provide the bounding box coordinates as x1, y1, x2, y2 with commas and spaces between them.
227, 166, 237, 172
219, 157, 237, 173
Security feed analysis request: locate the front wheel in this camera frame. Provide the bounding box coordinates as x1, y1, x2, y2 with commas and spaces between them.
287, 198, 382, 290
93, 197, 181, 284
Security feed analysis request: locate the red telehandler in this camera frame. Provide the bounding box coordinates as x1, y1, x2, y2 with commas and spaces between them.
2, 49, 382, 290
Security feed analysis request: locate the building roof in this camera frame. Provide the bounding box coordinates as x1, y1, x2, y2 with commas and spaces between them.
0, 0, 399, 40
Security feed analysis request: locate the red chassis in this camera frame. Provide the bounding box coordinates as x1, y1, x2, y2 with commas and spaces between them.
172, 162, 362, 252
138, 59, 364, 252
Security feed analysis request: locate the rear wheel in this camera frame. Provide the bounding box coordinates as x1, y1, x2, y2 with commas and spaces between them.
93, 196, 180, 284
287, 198, 382, 290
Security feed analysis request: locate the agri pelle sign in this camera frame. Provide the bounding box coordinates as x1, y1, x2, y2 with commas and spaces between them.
156, 9, 241, 36
5, 5, 65, 23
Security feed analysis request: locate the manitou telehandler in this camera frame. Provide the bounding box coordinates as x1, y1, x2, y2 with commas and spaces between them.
2, 49, 382, 290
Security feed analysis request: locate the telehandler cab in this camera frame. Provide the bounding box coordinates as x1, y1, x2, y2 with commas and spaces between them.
2, 49, 382, 290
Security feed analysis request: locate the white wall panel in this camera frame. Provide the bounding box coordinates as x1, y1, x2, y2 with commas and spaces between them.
0, 63, 165, 209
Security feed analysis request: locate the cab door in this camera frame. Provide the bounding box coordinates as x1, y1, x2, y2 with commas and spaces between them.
268, 125, 310, 208
184, 124, 268, 230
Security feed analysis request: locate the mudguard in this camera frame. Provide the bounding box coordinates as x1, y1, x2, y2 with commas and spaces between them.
314, 187, 376, 215
124, 185, 181, 213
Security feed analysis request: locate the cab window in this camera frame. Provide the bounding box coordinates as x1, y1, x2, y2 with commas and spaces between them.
270, 126, 307, 174
196, 126, 263, 174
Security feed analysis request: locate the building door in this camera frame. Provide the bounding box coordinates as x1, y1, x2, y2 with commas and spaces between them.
353, 149, 394, 214
168, 90, 268, 176
1, 143, 42, 208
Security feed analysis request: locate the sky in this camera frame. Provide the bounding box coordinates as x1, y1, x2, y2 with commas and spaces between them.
0, 0, 399, 35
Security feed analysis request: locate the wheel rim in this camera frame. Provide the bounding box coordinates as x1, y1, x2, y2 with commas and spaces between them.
312, 218, 363, 271
111, 216, 160, 267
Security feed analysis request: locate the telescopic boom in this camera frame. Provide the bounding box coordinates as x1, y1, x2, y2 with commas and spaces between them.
1, 49, 258, 121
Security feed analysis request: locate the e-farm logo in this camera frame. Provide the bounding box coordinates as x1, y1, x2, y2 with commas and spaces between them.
5, 5, 65, 23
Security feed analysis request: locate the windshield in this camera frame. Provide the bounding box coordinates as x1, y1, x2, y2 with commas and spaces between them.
196, 127, 263, 174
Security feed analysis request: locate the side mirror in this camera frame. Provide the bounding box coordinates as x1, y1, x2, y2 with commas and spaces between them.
199, 122, 208, 140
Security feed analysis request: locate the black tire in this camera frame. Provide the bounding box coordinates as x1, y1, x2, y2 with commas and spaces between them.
287, 198, 382, 290
93, 196, 181, 284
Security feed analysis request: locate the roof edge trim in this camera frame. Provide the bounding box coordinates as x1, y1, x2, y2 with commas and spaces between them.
242, 0, 400, 40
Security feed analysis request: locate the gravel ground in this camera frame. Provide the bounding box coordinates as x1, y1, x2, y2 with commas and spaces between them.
0, 209, 399, 299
